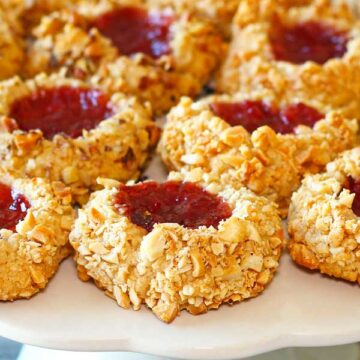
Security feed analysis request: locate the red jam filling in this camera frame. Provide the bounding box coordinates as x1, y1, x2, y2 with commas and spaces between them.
210, 100, 323, 134
115, 181, 232, 232
9, 86, 114, 139
0, 183, 30, 231
344, 177, 360, 216
93, 7, 173, 58
270, 21, 348, 65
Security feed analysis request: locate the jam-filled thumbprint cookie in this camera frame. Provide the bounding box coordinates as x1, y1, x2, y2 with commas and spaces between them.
159, 95, 358, 216
217, 0, 360, 119
70, 169, 284, 323
0, 73, 160, 204
23, 0, 225, 114
0, 170, 75, 300
288, 147, 360, 283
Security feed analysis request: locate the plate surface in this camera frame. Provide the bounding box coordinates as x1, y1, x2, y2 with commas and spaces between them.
1, 156, 360, 360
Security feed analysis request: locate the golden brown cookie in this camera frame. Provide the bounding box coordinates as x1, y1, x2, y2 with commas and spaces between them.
0, 171, 75, 300
288, 147, 360, 283
23, 1, 225, 114
70, 170, 284, 323
159, 96, 358, 215
217, 0, 360, 119
0, 73, 160, 204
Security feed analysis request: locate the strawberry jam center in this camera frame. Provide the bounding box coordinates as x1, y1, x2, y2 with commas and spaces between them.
0, 183, 30, 231
9, 86, 114, 139
270, 21, 348, 65
210, 100, 323, 134
93, 7, 173, 58
115, 181, 232, 232
344, 177, 360, 216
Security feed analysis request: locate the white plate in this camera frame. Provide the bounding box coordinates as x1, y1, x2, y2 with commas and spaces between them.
1, 155, 360, 360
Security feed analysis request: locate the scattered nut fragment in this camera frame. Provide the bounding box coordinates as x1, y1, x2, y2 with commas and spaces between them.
89, 242, 108, 255
220, 126, 249, 147
242, 254, 263, 272
61, 166, 79, 184
152, 302, 179, 323
114, 285, 131, 309
181, 153, 205, 165
89, 207, 105, 223
30, 224, 53, 244
218, 217, 247, 243
29, 266, 46, 286
257, 270, 271, 285
190, 250, 205, 278
102, 251, 119, 265
211, 242, 224, 255
140, 228, 166, 262
16, 210, 36, 235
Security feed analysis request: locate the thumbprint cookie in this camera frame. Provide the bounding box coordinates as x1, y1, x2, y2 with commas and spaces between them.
159, 95, 358, 215
0, 171, 75, 300
23, 0, 225, 114
0, 73, 160, 204
70, 170, 283, 323
217, 0, 360, 119
288, 147, 360, 283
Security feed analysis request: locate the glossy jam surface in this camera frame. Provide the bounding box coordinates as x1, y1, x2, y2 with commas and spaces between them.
93, 7, 173, 58
0, 183, 30, 231
270, 21, 348, 65
210, 100, 323, 134
345, 177, 360, 216
115, 181, 232, 232
9, 86, 114, 139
